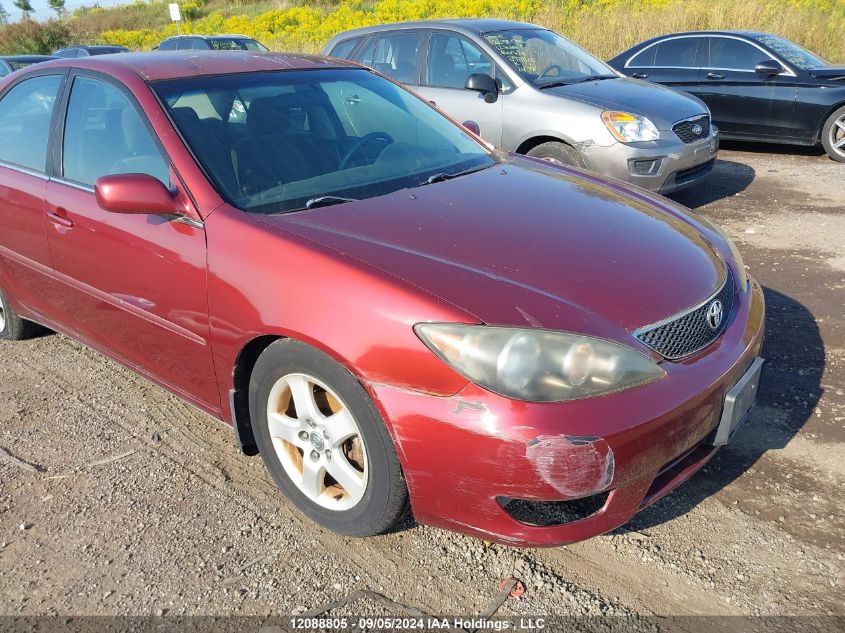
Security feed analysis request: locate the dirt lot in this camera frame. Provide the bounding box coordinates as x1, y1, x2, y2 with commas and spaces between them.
1, 144, 843, 624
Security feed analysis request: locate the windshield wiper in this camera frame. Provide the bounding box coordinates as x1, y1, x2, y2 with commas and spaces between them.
304, 195, 358, 209
424, 165, 487, 185
574, 74, 618, 83
537, 80, 573, 90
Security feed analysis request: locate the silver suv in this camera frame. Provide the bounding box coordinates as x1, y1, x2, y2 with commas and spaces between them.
324, 19, 719, 194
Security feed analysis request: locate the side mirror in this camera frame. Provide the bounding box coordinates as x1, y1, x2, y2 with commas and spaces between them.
465, 73, 498, 103
754, 60, 784, 75
95, 173, 179, 215
462, 120, 481, 135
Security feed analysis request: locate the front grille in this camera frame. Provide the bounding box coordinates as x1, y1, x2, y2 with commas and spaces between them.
634, 271, 735, 360
673, 115, 711, 143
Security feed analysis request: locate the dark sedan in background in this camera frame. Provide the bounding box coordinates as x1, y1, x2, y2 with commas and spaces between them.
52, 45, 130, 58
0, 55, 57, 78
609, 31, 845, 161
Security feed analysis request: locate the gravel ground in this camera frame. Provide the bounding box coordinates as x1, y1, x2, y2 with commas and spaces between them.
1, 143, 843, 624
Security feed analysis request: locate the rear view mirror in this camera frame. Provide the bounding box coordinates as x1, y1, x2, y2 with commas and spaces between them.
95, 173, 180, 215
754, 60, 785, 75
465, 73, 499, 103
462, 120, 481, 135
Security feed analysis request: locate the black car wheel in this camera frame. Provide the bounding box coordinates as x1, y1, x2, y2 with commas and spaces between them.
0, 287, 42, 341
821, 105, 845, 163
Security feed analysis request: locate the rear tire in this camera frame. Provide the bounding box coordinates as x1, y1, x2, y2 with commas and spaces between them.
0, 287, 42, 341
821, 105, 845, 163
526, 141, 586, 168
249, 338, 409, 536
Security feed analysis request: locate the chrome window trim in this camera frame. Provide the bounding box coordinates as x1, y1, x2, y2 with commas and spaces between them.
632, 271, 729, 337
625, 34, 796, 78
0, 159, 49, 180
51, 177, 94, 193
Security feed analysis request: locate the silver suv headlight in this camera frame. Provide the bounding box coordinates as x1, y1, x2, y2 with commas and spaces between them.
415, 324, 665, 402
601, 111, 660, 143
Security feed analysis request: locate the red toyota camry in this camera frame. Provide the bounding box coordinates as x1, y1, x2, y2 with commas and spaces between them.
0, 52, 764, 547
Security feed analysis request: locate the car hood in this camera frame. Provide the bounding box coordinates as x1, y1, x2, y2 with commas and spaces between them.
808, 66, 845, 80
257, 158, 727, 342
541, 77, 708, 130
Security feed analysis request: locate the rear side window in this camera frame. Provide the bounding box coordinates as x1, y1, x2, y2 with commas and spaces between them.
708, 38, 767, 70
62, 76, 169, 187
0, 74, 62, 172
653, 38, 700, 68
330, 37, 362, 60
158, 39, 176, 51
355, 32, 422, 84
426, 33, 494, 89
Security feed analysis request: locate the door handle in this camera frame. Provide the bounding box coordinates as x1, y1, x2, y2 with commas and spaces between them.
632, 72, 649, 79
706, 72, 725, 80
47, 209, 74, 229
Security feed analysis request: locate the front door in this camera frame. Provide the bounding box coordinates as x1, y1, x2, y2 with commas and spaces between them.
698, 36, 798, 139
44, 72, 219, 410
414, 31, 504, 147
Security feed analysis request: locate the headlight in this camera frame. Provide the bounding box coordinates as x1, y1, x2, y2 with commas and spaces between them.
601, 111, 660, 143
696, 215, 749, 291
414, 324, 665, 402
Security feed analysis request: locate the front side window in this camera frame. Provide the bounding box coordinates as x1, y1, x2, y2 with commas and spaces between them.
62, 76, 169, 187
356, 32, 422, 84
427, 33, 494, 89
708, 38, 768, 71
0, 74, 62, 171
153, 68, 495, 215
752, 34, 826, 70
654, 38, 700, 68
484, 29, 614, 86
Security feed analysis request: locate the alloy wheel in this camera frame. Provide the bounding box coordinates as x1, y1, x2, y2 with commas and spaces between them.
830, 114, 845, 159
265, 372, 368, 511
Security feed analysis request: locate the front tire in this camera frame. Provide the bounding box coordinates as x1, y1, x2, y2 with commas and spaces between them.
526, 141, 586, 168
821, 105, 845, 163
249, 339, 409, 536
0, 287, 42, 341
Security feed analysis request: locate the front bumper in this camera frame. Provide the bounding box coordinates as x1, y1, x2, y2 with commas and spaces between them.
584, 127, 720, 194
370, 275, 764, 547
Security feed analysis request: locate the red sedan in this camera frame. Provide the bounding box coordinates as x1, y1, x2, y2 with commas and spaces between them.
0, 52, 764, 546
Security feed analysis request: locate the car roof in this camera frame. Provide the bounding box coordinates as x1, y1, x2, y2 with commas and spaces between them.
25, 51, 358, 82
640, 30, 769, 42
330, 18, 542, 40
163, 34, 258, 41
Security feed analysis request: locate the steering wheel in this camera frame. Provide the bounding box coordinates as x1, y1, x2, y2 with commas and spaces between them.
339, 132, 394, 170
537, 64, 563, 79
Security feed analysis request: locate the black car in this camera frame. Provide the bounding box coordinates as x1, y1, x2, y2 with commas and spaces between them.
0, 55, 57, 77
155, 34, 268, 51
608, 31, 845, 161
52, 45, 130, 58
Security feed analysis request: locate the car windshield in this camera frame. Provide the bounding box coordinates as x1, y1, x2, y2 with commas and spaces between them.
152, 68, 495, 214
209, 39, 268, 51
484, 28, 616, 86
752, 34, 828, 70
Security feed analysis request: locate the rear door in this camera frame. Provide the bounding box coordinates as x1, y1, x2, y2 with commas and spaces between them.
0, 72, 66, 322
699, 36, 798, 139
414, 31, 504, 146
43, 71, 219, 410
623, 36, 703, 97
354, 30, 424, 88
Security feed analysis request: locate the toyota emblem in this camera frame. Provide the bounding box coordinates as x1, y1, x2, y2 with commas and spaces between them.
692, 123, 703, 136
706, 300, 723, 330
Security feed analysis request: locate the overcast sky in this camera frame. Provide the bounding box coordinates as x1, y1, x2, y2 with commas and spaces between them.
3, 0, 132, 22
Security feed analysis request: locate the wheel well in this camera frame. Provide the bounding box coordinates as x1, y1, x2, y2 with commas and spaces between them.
515, 135, 569, 155
819, 101, 845, 143
230, 335, 284, 456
